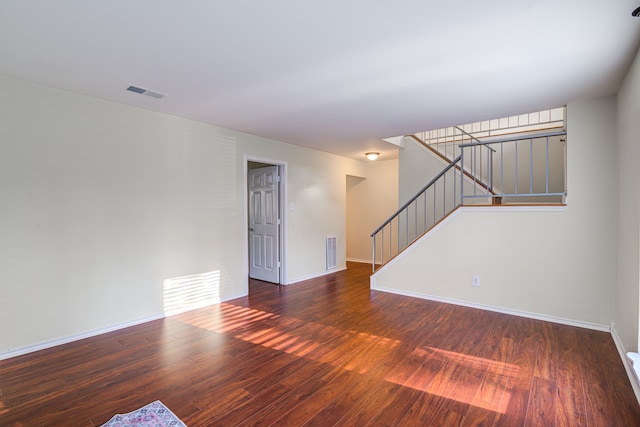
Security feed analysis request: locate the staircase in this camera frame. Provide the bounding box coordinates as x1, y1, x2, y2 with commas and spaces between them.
408, 126, 499, 203
371, 108, 566, 271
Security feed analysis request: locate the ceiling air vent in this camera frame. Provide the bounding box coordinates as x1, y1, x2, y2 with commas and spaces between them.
126, 85, 166, 100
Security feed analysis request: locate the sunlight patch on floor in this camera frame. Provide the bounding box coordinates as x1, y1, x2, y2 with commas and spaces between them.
175, 303, 401, 374
174, 302, 518, 414
386, 346, 520, 414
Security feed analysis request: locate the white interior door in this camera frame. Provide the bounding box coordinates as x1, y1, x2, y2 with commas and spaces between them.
249, 165, 280, 283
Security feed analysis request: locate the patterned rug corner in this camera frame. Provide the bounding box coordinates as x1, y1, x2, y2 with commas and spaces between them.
101, 400, 187, 427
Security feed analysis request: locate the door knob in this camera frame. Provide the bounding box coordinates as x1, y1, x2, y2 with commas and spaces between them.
249, 228, 254, 232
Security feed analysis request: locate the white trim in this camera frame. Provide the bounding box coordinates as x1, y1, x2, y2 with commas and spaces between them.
370, 284, 610, 332
288, 266, 347, 285
244, 156, 288, 286
611, 326, 640, 405
461, 205, 567, 213
0, 314, 163, 361
0, 291, 249, 361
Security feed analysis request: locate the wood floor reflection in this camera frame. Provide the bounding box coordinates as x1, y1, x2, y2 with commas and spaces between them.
1, 262, 639, 425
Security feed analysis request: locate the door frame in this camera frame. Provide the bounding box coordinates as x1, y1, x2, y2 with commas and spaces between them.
244, 155, 287, 287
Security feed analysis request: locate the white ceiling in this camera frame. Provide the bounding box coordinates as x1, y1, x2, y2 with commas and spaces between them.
1, 1, 639, 160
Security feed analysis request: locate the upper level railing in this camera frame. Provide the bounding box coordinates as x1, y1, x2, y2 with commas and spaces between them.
371, 128, 567, 271
459, 130, 566, 204
414, 107, 564, 162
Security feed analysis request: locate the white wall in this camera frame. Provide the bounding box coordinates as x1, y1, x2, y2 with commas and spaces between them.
0, 75, 364, 357
398, 137, 450, 205
373, 96, 618, 328
346, 159, 398, 263
399, 137, 491, 209
616, 44, 640, 353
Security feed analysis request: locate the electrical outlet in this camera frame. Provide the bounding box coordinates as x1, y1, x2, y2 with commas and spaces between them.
472, 275, 481, 287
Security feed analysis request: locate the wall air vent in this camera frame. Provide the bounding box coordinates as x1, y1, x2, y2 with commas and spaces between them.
126, 85, 166, 100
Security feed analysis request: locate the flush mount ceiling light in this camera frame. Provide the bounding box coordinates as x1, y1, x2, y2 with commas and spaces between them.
633, 6, 640, 16
365, 152, 379, 161
125, 84, 166, 100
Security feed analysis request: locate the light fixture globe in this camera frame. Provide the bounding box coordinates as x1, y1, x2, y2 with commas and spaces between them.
365, 152, 379, 161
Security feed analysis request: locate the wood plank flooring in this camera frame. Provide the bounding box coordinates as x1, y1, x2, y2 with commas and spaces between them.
1, 262, 639, 426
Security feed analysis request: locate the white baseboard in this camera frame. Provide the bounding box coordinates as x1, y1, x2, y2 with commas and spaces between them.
288, 266, 347, 285
611, 326, 640, 405
0, 292, 250, 362
0, 314, 164, 361
370, 284, 610, 332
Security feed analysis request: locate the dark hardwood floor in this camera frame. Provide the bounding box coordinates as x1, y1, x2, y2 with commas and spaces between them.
1, 262, 639, 426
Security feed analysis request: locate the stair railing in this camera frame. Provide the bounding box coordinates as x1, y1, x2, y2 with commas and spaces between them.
411, 126, 496, 196
454, 126, 496, 194
371, 155, 463, 271
371, 129, 567, 272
